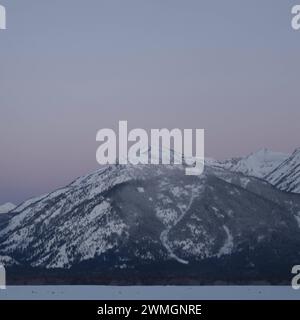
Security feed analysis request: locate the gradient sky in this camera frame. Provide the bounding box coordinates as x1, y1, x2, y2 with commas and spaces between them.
1, 0, 300, 204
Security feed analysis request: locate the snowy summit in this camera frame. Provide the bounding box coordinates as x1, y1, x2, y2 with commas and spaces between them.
0, 203, 16, 214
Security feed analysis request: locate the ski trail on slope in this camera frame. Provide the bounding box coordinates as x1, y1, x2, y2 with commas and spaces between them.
160, 194, 196, 264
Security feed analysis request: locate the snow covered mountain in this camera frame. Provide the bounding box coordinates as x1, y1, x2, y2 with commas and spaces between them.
266, 148, 300, 194
214, 149, 289, 179
0, 202, 16, 214
1, 160, 300, 284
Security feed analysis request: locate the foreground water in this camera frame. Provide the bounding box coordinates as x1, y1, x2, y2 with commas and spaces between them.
0, 286, 299, 300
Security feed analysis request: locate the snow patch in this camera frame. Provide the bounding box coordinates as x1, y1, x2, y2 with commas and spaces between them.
217, 226, 234, 257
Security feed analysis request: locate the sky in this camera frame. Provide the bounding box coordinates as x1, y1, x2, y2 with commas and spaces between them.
0, 0, 300, 204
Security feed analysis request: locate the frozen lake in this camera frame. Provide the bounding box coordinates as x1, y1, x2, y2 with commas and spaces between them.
0, 286, 300, 300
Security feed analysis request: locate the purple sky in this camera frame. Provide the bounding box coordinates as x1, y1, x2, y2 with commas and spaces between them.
1, 0, 300, 204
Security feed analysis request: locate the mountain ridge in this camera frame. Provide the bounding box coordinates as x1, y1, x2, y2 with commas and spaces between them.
266, 148, 300, 193
0, 202, 16, 214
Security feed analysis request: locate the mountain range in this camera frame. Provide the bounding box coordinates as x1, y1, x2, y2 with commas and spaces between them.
1, 148, 300, 285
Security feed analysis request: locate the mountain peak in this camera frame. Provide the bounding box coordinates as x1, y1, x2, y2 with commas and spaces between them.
255, 147, 270, 154
250, 148, 287, 158
266, 147, 300, 193
214, 149, 289, 179
0, 202, 16, 214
